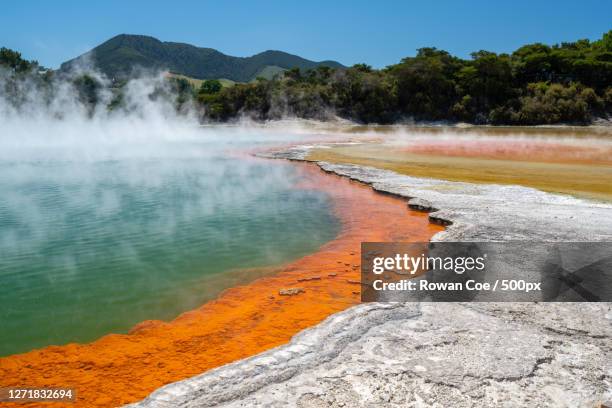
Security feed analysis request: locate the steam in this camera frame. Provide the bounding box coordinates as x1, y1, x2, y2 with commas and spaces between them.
1, 60, 197, 160
0, 63, 342, 267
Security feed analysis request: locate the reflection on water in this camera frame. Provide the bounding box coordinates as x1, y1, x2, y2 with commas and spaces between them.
0, 129, 340, 356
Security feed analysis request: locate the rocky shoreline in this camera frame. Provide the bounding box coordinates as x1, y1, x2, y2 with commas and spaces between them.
267, 144, 612, 242
128, 302, 610, 407
127, 144, 612, 407
0, 159, 440, 408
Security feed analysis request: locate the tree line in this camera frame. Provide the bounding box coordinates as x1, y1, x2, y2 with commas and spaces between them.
2, 30, 612, 125
194, 30, 612, 125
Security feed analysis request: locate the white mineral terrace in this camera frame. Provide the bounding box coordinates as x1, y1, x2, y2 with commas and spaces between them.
127, 144, 612, 408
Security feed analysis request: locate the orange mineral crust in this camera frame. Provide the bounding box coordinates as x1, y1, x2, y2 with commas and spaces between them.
0, 162, 443, 408
401, 139, 612, 165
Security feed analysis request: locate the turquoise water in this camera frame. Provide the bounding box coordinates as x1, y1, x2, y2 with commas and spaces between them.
0, 130, 340, 356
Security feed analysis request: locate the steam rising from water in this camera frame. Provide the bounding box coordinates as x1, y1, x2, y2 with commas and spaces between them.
0, 66, 326, 256
3, 62, 609, 355
0, 67, 343, 355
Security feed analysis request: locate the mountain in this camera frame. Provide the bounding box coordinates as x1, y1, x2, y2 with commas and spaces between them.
60, 34, 345, 82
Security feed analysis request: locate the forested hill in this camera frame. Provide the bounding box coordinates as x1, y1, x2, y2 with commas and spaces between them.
3, 30, 612, 125
60, 34, 344, 82
193, 30, 612, 125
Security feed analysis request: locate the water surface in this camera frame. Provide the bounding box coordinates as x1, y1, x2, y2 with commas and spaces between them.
0, 127, 340, 356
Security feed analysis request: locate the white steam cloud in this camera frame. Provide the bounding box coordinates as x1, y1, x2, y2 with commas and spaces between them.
0, 64, 341, 271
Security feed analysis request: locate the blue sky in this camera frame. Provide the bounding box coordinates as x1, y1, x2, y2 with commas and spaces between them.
1, 0, 611, 69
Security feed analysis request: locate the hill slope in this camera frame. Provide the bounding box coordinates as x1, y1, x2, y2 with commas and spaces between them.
60, 34, 344, 82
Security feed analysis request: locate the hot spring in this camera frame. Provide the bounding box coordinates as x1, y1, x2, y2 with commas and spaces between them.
0, 123, 340, 356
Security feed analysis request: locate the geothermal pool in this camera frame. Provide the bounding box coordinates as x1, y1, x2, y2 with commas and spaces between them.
308, 126, 612, 202
0, 127, 340, 356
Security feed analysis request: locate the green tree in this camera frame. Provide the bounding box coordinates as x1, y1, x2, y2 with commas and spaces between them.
199, 79, 222, 94
0, 47, 37, 72
390, 48, 462, 120
454, 51, 514, 120
73, 74, 102, 113
283, 67, 302, 82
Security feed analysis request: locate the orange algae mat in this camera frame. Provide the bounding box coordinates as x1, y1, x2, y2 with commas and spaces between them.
310, 141, 612, 202
0, 162, 443, 407
400, 139, 612, 165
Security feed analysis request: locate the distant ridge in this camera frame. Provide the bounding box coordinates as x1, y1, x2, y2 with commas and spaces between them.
60, 34, 345, 82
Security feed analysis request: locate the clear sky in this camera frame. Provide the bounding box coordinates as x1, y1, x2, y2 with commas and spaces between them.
2, 0, 611, 69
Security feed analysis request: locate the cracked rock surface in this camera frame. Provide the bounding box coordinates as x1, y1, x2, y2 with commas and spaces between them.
127, 303, 611, 407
